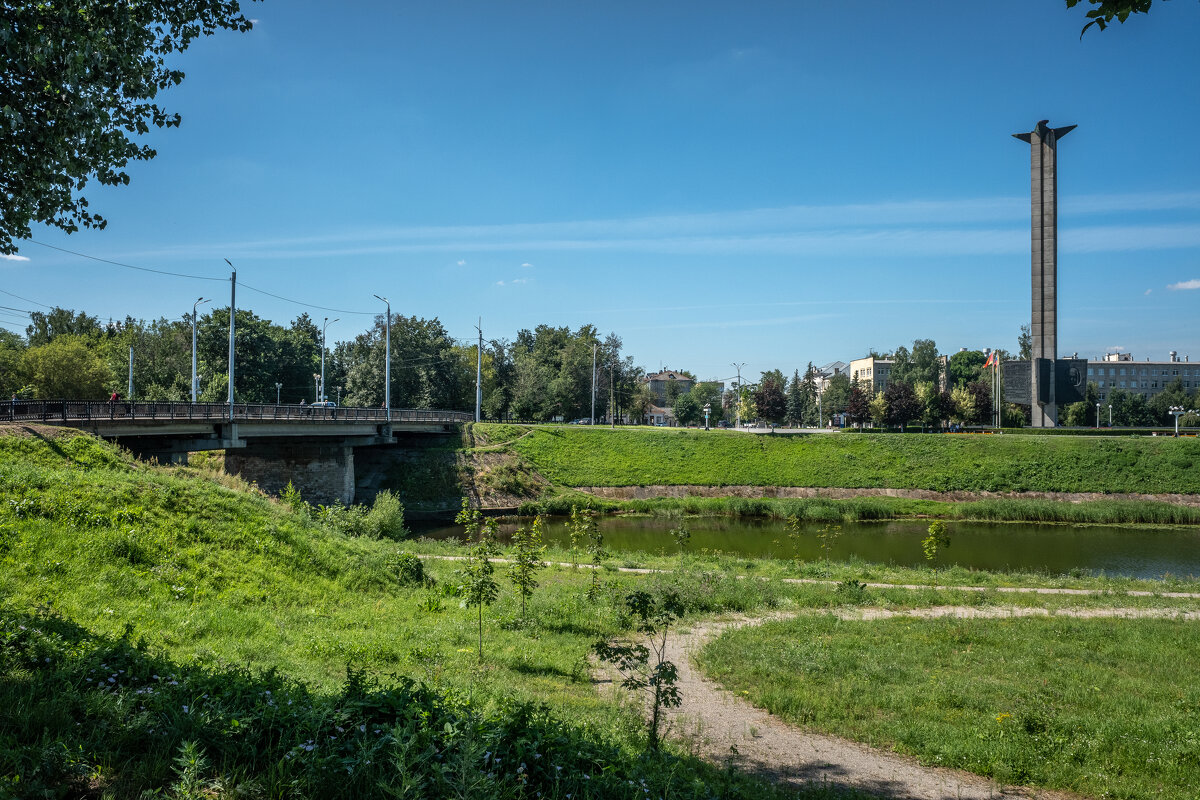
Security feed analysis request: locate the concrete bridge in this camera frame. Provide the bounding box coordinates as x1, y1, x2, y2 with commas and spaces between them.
8, 400, 471, 506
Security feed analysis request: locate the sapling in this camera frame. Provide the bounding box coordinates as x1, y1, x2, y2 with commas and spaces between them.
922, 519, 951, 585
592, 589, 685, 751
583, 510, 605, 600
669, 522, 690, 551
459, 518, 500, 661
567, 505, 590, 568
509, 515, 546, 622
455, 497, 482, 543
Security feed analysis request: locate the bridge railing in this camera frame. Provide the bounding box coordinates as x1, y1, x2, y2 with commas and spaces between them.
4, 400, 473, 425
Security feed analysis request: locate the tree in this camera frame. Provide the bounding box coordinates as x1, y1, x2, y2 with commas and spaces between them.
950, 384, 976, 425
592, 590, 685, 751
25, 307, 106, 346
821, 372, 850, 424
884, 381, 921, 431
1067, 0, 1155, 35
22, 335, 111, 398
1, 2, 256, 254
672, 391, 701, 426
509, 516, 546, 622
922, 520, 951, 586
845, 384, 870, 427
868, 391, 888, 428
754, 376, 787, 424
1018, 324, 1032, 361
785, 368, 805, 426
891, 340, 940, 388
947, 350, 987, 389
459, 519, 501, 662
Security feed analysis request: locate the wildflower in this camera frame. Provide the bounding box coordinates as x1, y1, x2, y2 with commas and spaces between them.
182, 705, 189, 713
995, 712, 1012, 723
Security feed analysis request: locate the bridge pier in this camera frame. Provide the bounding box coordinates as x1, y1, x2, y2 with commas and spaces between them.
225, 439, 357, 506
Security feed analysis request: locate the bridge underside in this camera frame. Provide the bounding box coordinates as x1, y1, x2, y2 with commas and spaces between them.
88, 421, 457, 507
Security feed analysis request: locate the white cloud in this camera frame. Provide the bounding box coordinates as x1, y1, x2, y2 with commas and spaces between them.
456, 259, 467, 266
1, 254, 30, 262
495, 280, 505, 286
1145, 288, 1153, 295
520, 262, 533, 268
1108, 346, 1127, 352
512, 278, 528, 284
1168, 279, 1200, 290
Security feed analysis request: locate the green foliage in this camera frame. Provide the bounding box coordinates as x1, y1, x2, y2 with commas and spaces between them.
363, 490, 408, 540
1067, 0, 1154, 35
672, 390, 702, 426
509, 516, 546, 620
388, 552, 426, 586
669, 522, 690, 551
459, 519, 501, 661
0, 1, 255, 253
922, 519, 951, 583
592, 589, 685, 751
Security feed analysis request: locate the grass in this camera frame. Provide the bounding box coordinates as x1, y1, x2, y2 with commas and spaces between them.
696, 614, 1200, 800
490, 423, 1200, 495
520, 491, 1200, 525
4, 426, 1198, 797
0, 427, 840, 799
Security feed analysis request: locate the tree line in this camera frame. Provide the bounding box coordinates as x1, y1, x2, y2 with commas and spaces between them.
0, 306, 649, 422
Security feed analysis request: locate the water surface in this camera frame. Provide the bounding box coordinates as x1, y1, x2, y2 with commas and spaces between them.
414, 516, 1200, 580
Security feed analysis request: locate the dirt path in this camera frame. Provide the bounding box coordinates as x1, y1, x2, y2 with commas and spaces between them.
658, 605, 1193, 799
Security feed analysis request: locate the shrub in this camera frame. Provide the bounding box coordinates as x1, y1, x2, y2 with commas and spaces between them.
389, 552, 425, 585
364, 490, 407, 540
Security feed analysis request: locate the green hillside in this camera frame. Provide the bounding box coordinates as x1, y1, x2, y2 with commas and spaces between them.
0, 427, 801, 799
502, 425, 1200, 494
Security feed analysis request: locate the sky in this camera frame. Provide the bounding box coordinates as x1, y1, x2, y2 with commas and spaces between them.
4, 0, 1200, 385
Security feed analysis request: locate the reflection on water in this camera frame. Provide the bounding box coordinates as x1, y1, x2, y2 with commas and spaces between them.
414, 516, 1200, 580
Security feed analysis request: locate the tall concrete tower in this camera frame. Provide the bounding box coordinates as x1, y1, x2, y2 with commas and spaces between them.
1013, 120, 1075, 427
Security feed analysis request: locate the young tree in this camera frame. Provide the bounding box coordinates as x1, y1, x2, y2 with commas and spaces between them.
592, 590, 685, 751
922, 520, 951, 585
459, 519, 501, 662
950, 384, 976, 426
567, 505, 595, 568
1017, 324, 1033, 361
2, 2, 256, 254
868, 391, 888, 428
509, 516, 546, 622
585, 512, 605, 600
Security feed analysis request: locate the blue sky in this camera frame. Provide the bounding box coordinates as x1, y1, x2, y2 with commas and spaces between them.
4, 0, 1199, 384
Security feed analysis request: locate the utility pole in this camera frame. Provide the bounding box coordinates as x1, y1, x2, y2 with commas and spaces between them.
732, 362, 745, 428
610, 360, 615, 428
191, 296, 208, 403
275, 382, 282, 405
374, 295, 391, 421
225, 259, 235, 421
128, 346, 134, 400
590, 342, 597, 426
475, 317, 483, 423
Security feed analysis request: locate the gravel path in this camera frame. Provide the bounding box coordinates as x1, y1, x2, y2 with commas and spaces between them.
651, 605, 1191, 799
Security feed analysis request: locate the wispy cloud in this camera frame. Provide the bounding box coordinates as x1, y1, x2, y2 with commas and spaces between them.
1145, 288, 1153, 295
1, 254, 30, 262
1168, 279, 1200, 290
124, 190, 1200, 262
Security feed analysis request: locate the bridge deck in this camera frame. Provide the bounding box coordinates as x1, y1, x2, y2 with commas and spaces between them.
4, 400, 472, 428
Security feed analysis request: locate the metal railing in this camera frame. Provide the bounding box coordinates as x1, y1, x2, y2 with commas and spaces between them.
4, 400, 473, 426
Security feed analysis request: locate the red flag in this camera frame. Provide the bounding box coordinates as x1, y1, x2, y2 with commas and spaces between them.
983, 351, 996, 369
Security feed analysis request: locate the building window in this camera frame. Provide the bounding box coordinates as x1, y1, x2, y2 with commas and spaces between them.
1088, 367, 1094, 376
1120, 381, 1126, 388
1099, 381, 1105, 388
1120, 368, 1126, 376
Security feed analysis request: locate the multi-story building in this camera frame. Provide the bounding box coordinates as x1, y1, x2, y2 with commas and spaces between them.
813, 361, 848, 395
644, 369, 694, 405
1088, 350, 1196, 403
848, 356, 893, 395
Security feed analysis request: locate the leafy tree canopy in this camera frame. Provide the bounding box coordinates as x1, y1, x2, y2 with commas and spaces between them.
1067, 0, 1155, 35
1, 1, 256, 254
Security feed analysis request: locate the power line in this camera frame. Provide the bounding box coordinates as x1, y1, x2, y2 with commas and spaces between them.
0, 288, 54, 309
239, 282, 376, 316
30, 240, 227, 282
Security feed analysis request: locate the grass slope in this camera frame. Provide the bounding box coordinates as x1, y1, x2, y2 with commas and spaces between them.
698, 614, 1200, 800
0, 427, 820, 799
501, 425, 1200, 494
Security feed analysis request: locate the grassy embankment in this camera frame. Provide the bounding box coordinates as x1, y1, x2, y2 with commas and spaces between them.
0, 426, 852, 800
3, 427, 1198, 797
697, 614, 1200, 800
470, 424, 1200, 524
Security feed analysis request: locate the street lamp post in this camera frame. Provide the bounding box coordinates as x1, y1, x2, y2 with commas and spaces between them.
373, 295, 391, 421
191, 297, 209, 403
225, 259, 235, 422
321, 317, 338, 401
703, 403, 711, 431
1169, 406, 1196, 437
732, 362, 745, 429
275, 382, 283, 405
1108, 404, 1113, 428
1095, 402, 1101, 429
313, 373, 320, 403
336, 386, 342, 405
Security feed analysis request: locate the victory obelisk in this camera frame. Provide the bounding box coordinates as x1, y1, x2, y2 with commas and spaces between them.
1013, 120, 1074, 428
